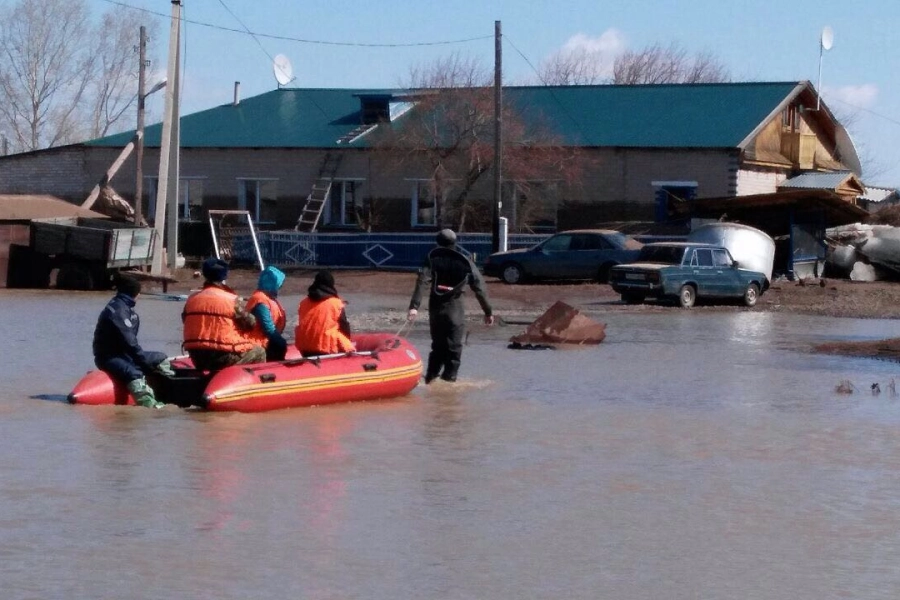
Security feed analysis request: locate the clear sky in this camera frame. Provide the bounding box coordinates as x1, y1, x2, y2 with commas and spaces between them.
94, 0, 900, 188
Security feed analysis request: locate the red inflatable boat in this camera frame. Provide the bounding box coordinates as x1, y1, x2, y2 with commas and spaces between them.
68, 333, 423, 412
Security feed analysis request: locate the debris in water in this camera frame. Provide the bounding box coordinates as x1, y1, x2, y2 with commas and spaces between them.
508, 301, 606, 349
835, 380, 854, 394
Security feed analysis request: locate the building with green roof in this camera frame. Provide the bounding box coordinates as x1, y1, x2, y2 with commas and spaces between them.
0, 80, 861, 239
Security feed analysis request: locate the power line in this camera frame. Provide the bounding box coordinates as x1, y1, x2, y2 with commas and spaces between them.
97, 0, 492, 48
503, 35, 589, 137
827, 95, 900, 128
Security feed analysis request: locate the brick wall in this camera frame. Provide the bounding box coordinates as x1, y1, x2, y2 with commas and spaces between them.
0, 144, 745, 231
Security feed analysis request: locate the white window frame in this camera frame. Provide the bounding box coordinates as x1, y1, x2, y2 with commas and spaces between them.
324, 178, 365, 226
237, 178, 278, 224
501, 179, 560, 233
408, 178, 438, 227
144, 176, 207, 223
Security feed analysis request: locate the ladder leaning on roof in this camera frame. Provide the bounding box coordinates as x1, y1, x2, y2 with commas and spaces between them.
294, 152, 343, 232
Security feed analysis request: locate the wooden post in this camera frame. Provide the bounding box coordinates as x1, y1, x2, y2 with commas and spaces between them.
492, 20, 503, 253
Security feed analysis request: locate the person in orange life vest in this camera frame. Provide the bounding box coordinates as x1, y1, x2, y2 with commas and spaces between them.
294, 270, 355, 356
182, 257, 266, 371
245, 265, 288, 361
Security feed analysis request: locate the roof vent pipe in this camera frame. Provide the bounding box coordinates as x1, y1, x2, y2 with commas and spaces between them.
233, 81, 240, 106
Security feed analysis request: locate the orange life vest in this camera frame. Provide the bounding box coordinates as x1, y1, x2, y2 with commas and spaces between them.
245, 290, 286, 347
182, 284, 256, 353
294, 296, 353, 355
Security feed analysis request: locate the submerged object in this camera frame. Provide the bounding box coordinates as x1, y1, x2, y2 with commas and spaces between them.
687, 222, 775, 283
509, 300, 606, 347
68, 333, 423, 412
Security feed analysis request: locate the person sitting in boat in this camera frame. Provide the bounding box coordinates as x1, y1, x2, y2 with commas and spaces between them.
246, 265, 288, 361
182, 257, 266, 371
294, 270, 355, 357
92, 274, 171, 409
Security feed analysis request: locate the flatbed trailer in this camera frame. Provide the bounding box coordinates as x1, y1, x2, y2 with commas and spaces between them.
7, 217, 157, 290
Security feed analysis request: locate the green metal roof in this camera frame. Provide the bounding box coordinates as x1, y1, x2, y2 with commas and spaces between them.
87, 82, 803, 150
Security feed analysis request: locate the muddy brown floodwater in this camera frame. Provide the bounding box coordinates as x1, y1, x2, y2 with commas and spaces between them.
4, 270, 900, 598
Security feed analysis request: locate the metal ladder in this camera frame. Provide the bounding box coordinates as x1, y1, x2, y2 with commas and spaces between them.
294, 153, 343, 231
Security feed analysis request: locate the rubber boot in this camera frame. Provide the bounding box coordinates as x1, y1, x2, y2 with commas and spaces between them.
127, 378, 164, 409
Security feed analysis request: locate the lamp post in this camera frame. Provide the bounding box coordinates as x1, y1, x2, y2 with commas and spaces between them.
134, 25, 167, 226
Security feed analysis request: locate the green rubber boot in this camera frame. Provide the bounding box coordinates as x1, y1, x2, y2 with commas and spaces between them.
127, 378, 165, 409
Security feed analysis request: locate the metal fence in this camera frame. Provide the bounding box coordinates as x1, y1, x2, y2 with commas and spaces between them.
231, 231, 549, 270
227, 230, 685, 270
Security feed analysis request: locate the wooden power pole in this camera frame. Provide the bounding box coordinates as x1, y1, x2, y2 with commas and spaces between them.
492, 20, 502, 253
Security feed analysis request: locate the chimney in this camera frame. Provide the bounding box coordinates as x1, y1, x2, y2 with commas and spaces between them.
233, 81, 241, 106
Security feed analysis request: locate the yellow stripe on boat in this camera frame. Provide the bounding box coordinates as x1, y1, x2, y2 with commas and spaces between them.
209, 361, 423, 404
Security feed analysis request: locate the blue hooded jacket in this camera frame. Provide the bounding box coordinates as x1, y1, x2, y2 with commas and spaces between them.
251, 266, 286, 336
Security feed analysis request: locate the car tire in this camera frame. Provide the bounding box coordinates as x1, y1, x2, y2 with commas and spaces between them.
596, 262, 617, 284
621, 293, 645, 305
678, 284, 696, 308
501, 263, 524, 285
743, 283, 760, 307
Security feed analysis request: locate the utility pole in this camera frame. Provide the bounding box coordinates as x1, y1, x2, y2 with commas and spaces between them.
135, 25, 147, 226
492, 20, 502, 253
152, 0, 182, 275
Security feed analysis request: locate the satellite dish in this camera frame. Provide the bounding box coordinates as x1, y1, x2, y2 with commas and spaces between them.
273, 54, 294, 87
821, 26, 834, 51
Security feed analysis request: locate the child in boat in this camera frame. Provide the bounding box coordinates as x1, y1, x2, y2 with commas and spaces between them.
92, 274, 171, 408
294, 270, 355, 357
246, 266, 288, 361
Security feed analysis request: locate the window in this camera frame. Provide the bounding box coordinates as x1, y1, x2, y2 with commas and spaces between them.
691, 249, 714, 267
782, 105, 799, 131
410, 180, 437, 227
501, 180, 559, 233
712, 249, 731, 267
238, 178, 278, 224
144, 176, 206, 223
324, 179, 363, 227
542, 234, 572, 252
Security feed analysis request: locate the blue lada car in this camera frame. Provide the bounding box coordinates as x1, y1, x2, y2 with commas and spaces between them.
608, 242, 769, 308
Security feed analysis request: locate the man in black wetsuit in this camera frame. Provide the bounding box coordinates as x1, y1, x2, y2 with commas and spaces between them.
407, 229, 494, 383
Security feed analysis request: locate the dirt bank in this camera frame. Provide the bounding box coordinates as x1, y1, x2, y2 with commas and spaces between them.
164, 267, 900, 320
156, 267, 900, 362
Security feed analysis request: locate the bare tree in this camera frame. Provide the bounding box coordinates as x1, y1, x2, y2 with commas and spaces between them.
0, 0, 155, 152
87, 7, 157, 139
539, 47, 609, 86
0, 0, 94, 151
376, 55, 585, 233
613, 43, 729, 84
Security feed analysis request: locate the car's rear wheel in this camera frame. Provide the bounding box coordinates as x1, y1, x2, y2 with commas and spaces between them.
501, 263, 524, 284
678, 284, 696, 308
743, 283, 760, 307
621, 293, 645, 305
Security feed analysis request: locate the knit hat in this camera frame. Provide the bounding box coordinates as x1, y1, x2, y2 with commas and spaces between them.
313, 270, 335, 289
201, 257, 229, 282
307, 269, 338, 300
257, 265, 286, 293
115, 274, 142, 297
436, 228, 457, 247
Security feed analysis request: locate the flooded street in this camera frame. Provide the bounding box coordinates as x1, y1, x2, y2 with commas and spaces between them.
4, 289, 900, 599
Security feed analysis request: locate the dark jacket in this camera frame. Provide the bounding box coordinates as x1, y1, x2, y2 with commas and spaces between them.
409, 245, 492, 315
93, 293, 166, 370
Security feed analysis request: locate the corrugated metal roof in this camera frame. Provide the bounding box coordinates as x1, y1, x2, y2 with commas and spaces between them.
860, 186, 899, 203
0, 195, 107, 221
779, 171, 853, 190
86, 82, 803, 150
